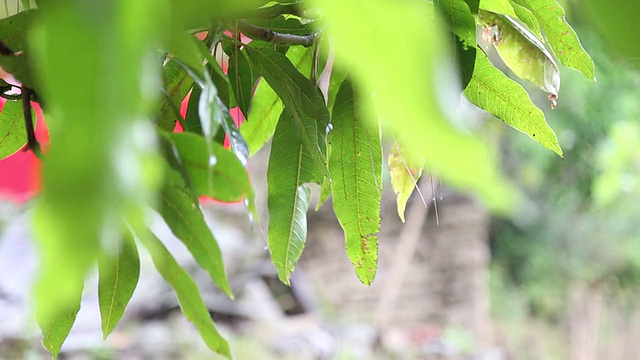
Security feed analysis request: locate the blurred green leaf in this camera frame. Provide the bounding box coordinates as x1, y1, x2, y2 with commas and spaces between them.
0, 99, 33, 159
329, 81, 382, 285
311, 0, 513, 210
246, 43, 329, 174
155, 173, 233, 298
512, 0, 596, 81
267, 111, 322, 284
98, 230, 140, 339
389, 141, 424, 223
0, 10, 36, 86
465, 51, 562, 156
245, 15, 311, 36
135, 229, 231, 359
166, 132, 253, 204
32, 0, 163, 334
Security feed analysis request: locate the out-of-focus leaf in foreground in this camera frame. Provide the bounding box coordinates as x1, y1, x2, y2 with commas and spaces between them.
309, 0, 513, 210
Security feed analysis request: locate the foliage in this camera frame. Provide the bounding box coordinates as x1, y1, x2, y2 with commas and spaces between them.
0, 0, 593, 357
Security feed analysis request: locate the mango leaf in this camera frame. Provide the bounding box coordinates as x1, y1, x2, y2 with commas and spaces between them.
245, 43, 329, 175
39, 296, 81, 360
245, 16, 311, 36
0, 99, 34, 159
464, 50, 562, 156
508, 0, 542, 38
165, 132, 254, 204
315, 176, 332, 211
182, 87, 203, 133
158, 59, 194, 131
98, 230, 140, 339
389, 141, 425, 223
464, 0, 479, 13
135, 229, 231, 360
329, 81, 382, 285
240, 47, 310, 155
512, 0, 595, 81
156, 173, 233, 298
479, 10, 560, 107
311, 0, 514, 210
267, 111, 322, 284
0, 10, 36, 87
434, 0, 477, 88
223, 37, 255, 118
479, 0, 517, 18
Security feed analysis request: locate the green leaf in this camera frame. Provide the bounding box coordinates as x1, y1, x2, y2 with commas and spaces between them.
245, 16, 311, 36
135, 229, 231, 360
512, 0, 596, 81
479, 0, 517, 18
156, 174, 233, 298
158, 59, 194, 131
389, 141, 424, 223
329, 81, 382, 285
166, 132, 254, 204
39, 297, 81, 360
183, 86, 203, 133
311, 0, 514, 210
267, 111, 322, 284
31, 0, 164, 333
98, 230, 140, 339
240, 80, 283, 155
0, 99, 34, 160
508, 0, 542, 38
239, 46, 311, 155
0, 10, 36, 86
223, 37, 255, 118
245, 43, 329, 175
464, 50, 562, 156
315, 176, 332, 211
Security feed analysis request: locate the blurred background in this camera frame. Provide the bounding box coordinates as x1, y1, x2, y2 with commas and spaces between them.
2, 1, 640, 359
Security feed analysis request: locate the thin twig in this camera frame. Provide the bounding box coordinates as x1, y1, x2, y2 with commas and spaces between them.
238, 20, 317, 47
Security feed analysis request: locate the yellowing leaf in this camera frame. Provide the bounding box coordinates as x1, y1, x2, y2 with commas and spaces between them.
389, 141, 425, 223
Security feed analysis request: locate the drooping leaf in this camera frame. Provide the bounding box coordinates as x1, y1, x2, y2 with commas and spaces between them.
39, 295, 81, 360
329, 81, 382, 285
165, 132, 253, 204
245, 43, 329, 174
389, 141, 425, 223
223, 37, 255, 118
310, 0, 513, 210
135, 229, 231, 360
267, 111, 322, 284
239, 46, 311, 155
32, 0, 163, 334
0, 99, 34, 159
479, 10, 560, 107
512, 0, 595, 81
464, 50, 562, 156
98, 230, 140, 339
155, 172, 233, 298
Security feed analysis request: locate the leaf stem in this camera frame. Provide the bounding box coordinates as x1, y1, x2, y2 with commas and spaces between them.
238, 20, 317, 47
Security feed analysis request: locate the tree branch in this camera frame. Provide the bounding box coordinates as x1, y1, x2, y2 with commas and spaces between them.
238, 20, 317, 47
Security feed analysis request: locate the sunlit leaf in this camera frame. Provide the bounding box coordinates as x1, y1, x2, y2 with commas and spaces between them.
135, 229, 231, 359
479, 0, 517, 18
512, 0, 596, 81
329, 81, 381, 285
464, 50, 562, 156
310, 0, 513, 210
315, 176, 332, 211
389, 141, 424, 223
98, 230, 140, 339
508, 0, 542, 38
156, 174, 233, 297
0, 99, 34, 159
267, 111, 322, 284
246, 43, 329, 174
